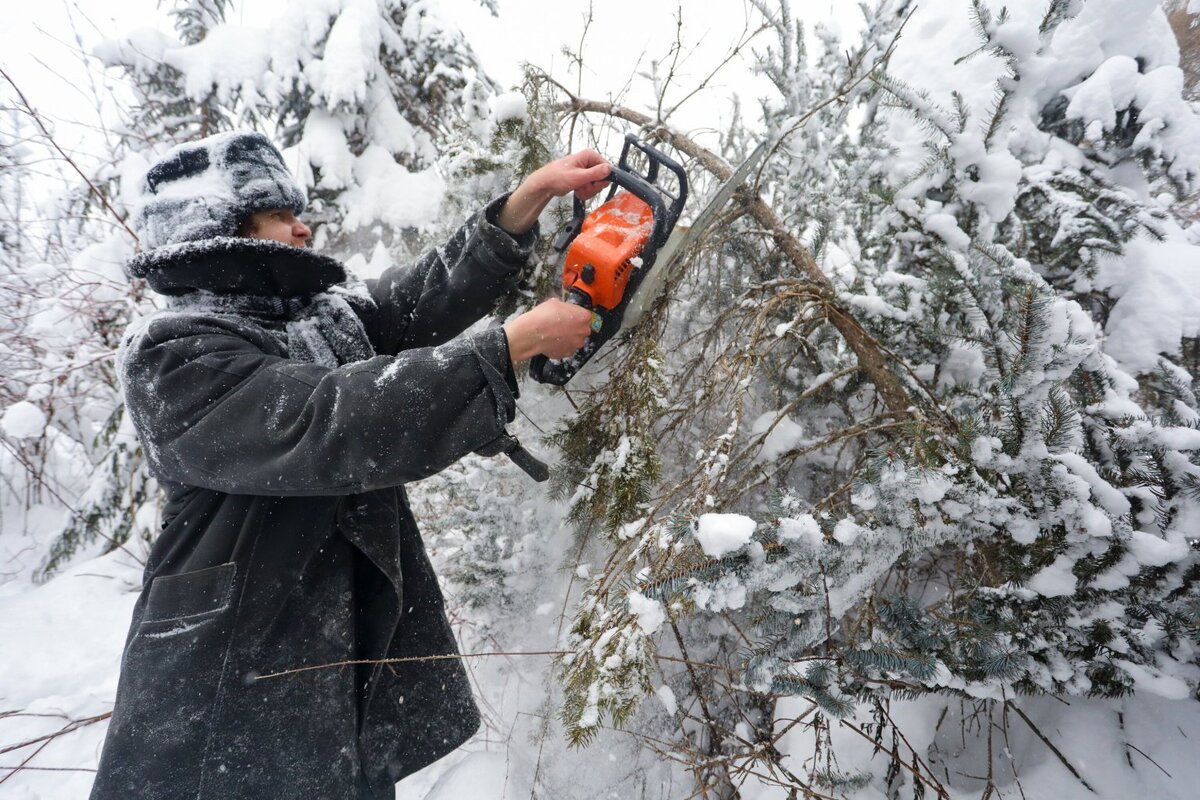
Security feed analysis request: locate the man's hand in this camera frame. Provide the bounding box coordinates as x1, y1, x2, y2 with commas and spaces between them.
503, 299, 594, 363
496, 150, 612, 235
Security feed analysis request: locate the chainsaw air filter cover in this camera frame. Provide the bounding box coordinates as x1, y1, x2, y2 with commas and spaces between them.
562, 191, 654, 311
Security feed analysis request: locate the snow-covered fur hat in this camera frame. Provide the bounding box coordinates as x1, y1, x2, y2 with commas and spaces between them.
132, 131, 306, 252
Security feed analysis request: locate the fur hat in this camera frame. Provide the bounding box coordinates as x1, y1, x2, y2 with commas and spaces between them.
132, 131, 306, 252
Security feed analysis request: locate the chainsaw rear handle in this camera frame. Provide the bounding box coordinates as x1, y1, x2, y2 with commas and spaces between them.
527, 289, 595, 386
553, 135, 689, 257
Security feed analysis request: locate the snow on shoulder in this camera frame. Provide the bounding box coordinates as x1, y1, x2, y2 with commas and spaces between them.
694, 513, 757, 557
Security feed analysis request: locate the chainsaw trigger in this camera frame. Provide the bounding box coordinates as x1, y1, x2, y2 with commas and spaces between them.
553, 226, 577, 252
554, 195, 588, 253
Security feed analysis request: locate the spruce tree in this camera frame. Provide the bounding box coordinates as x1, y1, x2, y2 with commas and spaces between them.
544, 0, 1200, 793
268, 0, 497, 252
17, 0, 240, 580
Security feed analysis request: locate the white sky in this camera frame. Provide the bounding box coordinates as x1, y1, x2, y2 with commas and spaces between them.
1, 0, 853, 183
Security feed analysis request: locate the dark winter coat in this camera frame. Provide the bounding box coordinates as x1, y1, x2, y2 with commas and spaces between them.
91, 197, 535, 800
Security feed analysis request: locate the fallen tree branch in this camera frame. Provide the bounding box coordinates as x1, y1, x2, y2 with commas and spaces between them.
553, 97, 916, 418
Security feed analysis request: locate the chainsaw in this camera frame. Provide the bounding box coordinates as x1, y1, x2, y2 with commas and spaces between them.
529, 133, 773, 385
529, 134, 689, 385
510, 134, 772, 480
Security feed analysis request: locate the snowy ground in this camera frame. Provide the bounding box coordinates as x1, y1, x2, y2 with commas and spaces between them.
3, 379, 1199, 799
3, 545, 1198, 798
0, 549, 142, 799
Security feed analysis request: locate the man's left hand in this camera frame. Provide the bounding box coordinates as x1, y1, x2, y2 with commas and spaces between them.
497, 150, 612, 235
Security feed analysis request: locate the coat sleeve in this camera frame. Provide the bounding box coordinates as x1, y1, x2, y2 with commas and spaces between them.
121, 314, 518, 496
362, 194, 538, 356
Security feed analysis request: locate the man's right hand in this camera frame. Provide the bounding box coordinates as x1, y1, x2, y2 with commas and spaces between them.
503, 299, 594, 364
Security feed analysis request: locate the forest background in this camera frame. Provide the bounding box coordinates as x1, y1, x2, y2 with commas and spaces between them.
3, 0, 1200, 798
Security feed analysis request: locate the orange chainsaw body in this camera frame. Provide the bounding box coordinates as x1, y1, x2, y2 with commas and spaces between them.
562, 191, 654, 311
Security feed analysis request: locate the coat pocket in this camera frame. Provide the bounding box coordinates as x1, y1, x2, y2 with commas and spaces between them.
143, 561, 237, 625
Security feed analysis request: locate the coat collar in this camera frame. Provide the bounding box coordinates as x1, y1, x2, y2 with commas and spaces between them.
127, 236, 347, 298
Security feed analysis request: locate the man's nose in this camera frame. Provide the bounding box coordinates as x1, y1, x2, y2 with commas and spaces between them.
294, 219, 312, 240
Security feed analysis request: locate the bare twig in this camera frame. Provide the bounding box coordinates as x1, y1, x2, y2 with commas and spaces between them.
839, 719, 949, 798
252, 649, 572, 682
1008, 702, 1097, 794
0, 712, 112, 758
0, 68, 138, 243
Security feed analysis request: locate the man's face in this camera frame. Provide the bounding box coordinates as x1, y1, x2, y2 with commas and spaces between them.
242, 207, 312, 247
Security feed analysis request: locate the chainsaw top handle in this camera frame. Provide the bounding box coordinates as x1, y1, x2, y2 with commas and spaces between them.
555, 134, 688, 258
607, 134, 688, 245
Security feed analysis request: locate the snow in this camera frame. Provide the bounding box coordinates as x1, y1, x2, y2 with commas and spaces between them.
299, 111, 357, 191
490, 91, 529, 123
1114, 659, 1191, 701
1007, 516, 1040, 545
93, 27, 174, 73
777, 514, 823, 547
1053, 452, 1132, 517
343, 240, 395, 282
654, 684, 677, 716
421, 750, 532, 800
971, 435, 999, 466
924, 212, 971, 251
832, 517, 863, 545
0, 550, 142, 796
750, 410, 804, 462
1026, 554, 1078, 597
938, 344, 986, 389
338, 146, 445, 231
1127, 530, 1188, 568
1063, 55, 1144, 132
307, 0, 380, 108
2, 401, 47, 439
626, 590, 666, 635
1096, 232, 1200, 374
167, 26, 273, 104
690, 575, 747, 612
693, 513, 756, 557
956, 150, 1024, 222
915, 473, 952, 505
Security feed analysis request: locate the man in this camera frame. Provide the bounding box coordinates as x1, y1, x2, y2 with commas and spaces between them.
90, 131, 606, 799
